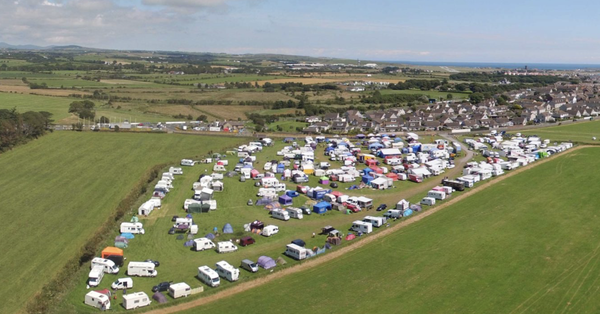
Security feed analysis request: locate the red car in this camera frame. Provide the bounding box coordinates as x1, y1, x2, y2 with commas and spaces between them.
345, 203, 361, 213
240, 236, 255, 247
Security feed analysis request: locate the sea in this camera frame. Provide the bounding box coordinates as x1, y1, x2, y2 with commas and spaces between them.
385, 61, 600, 71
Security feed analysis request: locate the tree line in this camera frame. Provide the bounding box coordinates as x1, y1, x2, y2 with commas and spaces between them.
0, 108, 53, 152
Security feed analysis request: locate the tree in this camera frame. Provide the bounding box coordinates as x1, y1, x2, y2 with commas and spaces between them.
447, 93, 453, 100
98, 116, 110, 124
196, 115, 208, 121
68, 100, 96, 119
469, 93, 485, 104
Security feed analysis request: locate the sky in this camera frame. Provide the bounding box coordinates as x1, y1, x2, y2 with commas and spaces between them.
2, 0, 600, 63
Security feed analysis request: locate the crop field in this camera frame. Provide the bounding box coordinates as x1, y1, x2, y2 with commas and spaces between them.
0, 132, 247, 314
521, 120, 600, 144
183, 146, 600, 314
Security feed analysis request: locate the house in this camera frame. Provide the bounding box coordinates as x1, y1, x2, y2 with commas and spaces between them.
511, 117, 528, 126
331, 121, 349, 133
423, 120, 441, 131
323, 113, 340, 121
305, 116, 322, 123
222, 121, 246, 132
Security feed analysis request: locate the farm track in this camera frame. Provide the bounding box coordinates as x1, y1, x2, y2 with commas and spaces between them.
144, 144, 589, 314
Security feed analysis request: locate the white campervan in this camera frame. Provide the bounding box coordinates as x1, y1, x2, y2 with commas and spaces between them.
91, 257, 120, 274
427, 190, 446, 200
168, 282, 192, 299
383, 209, 402, 219
181, 159, 195, 166
284, 243, 310, 260
127, 262, 158, 277
88, 266, 104, 287
120, 222, 145, 234
111, 277, 133, 290
84, 291, 111, 310
198, 266, 220, 287
351, 220, 373, 234
287, 207, 303, 219
122, 292, 151, 310
216, 241, 238, 253
215, 261, 240, 282
193, 238, 216, 251
262, 225, 279, 237
363, 216, 386, 228
271, 209, 290, 221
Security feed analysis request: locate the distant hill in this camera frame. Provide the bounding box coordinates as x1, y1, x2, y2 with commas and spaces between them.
0, 42, 45, 50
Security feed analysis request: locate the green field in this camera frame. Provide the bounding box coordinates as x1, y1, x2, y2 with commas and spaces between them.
379, 88, 471, 99
521, 119, 600, 144
266, 120, 308, 132
0, 92, 75, 120
184, 147, 600, 313
0, 132, 247, 314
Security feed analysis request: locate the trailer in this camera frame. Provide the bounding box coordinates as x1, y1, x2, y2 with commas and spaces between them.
168, 282, 192, 299
84, 291, 111, 310
122, 292, 151, 310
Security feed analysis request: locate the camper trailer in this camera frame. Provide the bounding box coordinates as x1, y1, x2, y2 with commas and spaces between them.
91, 257, 120, 274
168, 283, 192, 299
284, 243, 311, 260
350, 220, 373, 234
120, 222, 145, 234
127, 262, 158, 277
88, 266, 104, 287
181, 159, 196, 166
271, 209, 290, 221
257, 188, 277, 198
122, 292, 151, 310
383, 209, 403, 219
421, 197, 436, 206
84, 291, 111, 310
198, 266, 220, 287
363, 216, 386, 228
262, 225, 279, 237
216, 241, 238, 253
193, 238, 216, 251
287, 207, 304, 219
215, 261, 240, 282
169, 167, 183, 175
111, 277, 133, 290
427, 190, 446, 200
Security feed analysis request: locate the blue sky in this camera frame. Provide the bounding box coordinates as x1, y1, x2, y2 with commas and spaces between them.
2, 0, 600, 63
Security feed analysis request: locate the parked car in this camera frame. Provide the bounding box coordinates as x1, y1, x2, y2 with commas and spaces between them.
171, 216, 179, 222
240, 236, 255, 247
376, 204, 388, 211
152, 281, 171, 292
144, 259, 160, 267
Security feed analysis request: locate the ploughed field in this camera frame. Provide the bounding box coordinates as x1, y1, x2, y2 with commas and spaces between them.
184, 147, 600, 314
0, 132, 246, 314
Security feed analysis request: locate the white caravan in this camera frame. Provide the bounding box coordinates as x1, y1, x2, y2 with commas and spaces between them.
168, 282, 192, 299
91, 257, 120, 274
84, 291, 111, 310
284, 243, 311, 260
350, 220, 373, 234
122, 292, 151, 310
127, 262, 158, 277
120, 222, 145, 234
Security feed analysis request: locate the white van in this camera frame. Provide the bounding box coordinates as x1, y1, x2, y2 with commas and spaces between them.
193, 238, 216, 251
216, 241, 238, 253
88, 266, 104, 287
421, 197, 436, 206
122, 292, 151, 310
91, 257, 120, 274
111, 277, 133, 290
215, 261, 240, 282
262, 225, 279, 237
198, 266, 220, 287
284, 243, 310, 260
84, 291, 111, 310
174, 217, 193, 228
363, 216, 386, 228
287, 207, 303, 219
383, 209, 402, 219
240, 259, 259, 273
168, 282, 191, 299
169, 167, 183, 175
181, 159, 196, 166
427, 190, 446, 200
127, 262, 158, 277
271, 209, 290, 221
351, 220, 373, 234
120, 222, 145, 234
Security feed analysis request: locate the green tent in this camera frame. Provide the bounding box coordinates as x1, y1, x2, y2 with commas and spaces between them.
188, 203, 210, 213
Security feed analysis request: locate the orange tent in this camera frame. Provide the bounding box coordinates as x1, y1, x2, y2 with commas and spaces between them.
101, 247, 123, 258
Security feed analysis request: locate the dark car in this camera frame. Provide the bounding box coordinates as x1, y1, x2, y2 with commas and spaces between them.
145, 259, 160, 267
171, 215, 179, 222
152, 281, 171, 292
376, 204, 388, 211
240, 236, 255, 247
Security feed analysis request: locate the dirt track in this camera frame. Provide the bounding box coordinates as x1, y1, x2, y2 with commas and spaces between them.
144, 145, 589, 314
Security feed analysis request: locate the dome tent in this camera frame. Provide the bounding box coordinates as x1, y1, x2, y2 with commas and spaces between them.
222, 223, 233, 234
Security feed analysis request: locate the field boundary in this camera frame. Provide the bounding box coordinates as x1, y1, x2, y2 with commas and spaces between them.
143, 145, 592, 314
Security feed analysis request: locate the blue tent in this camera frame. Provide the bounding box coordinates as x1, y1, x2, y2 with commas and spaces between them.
279, 194, 293, 205
284, 137, 296, 143
308, 189, 328, 200
363, 168, 374, 174
313, 201, 332, 214
325, 146, 335, 153
362, 174, 374, 184
356, 134, 366, 139
411, 144, 421, 152
121, 233, 135, 239
394, 137, 403, 143
277, 163, 285, 174
338, 142, 349, 147
402, 209, 413, 217
286, 190, 299, 198
222, 223, 233, 234
205, 233, 216, 239
184, 240, 194, 247
368, 143, 384, 150
401, 148, 409, 154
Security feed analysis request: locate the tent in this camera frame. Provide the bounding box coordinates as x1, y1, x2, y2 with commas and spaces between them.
114, 242, 127, 248
120, 233, 135, 239
327, 237, 342, 245
188, 203, 210, 213
402, 209, 413, 217
286, 190, 299, 198
278, 194, 293, 206
152, 292, 168, 304
205, 233, 216, 240
361, 174, 374, 185
130, 216, 139, 223
250, 220, 264, 231
291, 239, 306, 247
222, 223, 233, 234
277, 164, 285, 174
250, 169, 260, 178
345, 233, 356, 241
101, 247, 123, 258
264, 202, 282, 211
276, 257, 287, 265
386, 173, 399, 181
356, 134, 366, 139
184, 240, 194, 247
319, 176, 329, 185
256, 197, 272, 206
368, 143, 384, 150
313, 201, 332, 214
115, 236, 128, 244
257, 256, 276, 270
365, 159, 378, 167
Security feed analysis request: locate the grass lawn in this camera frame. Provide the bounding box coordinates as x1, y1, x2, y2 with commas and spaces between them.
0, 92, 76, 120
0, 132, 247, 314
520, 119, 600, 144
266, 120, 308, 132
182, 147, 600, 314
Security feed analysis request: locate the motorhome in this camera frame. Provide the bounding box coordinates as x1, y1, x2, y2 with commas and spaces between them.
197, 266, 220, 287
363, 216, 386, 228
169, 167, 183, 175
215, 261, 240, 282
127, 262, 158, 277
262, 225, 279, 237
181, 159, 196, 166
257, 188, 277, 198
287, 207, 304, 219
120, 222, 145, 234
168, 283, 192, 299
84, 291, 111, 310
193, 238, 216, 251
122, 292, 151, 310
271, 209, 290, 221
216, 241, 238, 253
88, 266, 104, 287
284, 243, 311, 260
350, 220, 373, 234
91, 257, 120, 274
111, 277, 133, 290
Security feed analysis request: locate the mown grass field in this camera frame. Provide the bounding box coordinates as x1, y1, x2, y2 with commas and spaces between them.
183, 147, 600, 314
521, 119, 600, 144
0, 132, 247, 314
0, 92, 75, 120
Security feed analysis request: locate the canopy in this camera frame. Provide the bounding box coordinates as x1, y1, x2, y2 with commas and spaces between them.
286, 190, 299, 198
152, 292, 168, 303
101, 247, 123, 258
313, 201, 332, 214
256, 197, 272, 206
222, 223, 233, 234
279, 195, 293, 205
257, 256, 276, 269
